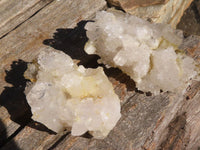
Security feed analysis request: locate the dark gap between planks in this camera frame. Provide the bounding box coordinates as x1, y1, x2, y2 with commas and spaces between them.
0, 0, 54, 40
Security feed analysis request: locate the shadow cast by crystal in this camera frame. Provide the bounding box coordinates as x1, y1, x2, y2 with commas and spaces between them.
0, 119, 20, 149
0, 60, 32, 126
43, 21, 139, 93
103, 66, 154, 95
0, 60, 55, 135
103, 67, 136, 92
43, 20, 100, 68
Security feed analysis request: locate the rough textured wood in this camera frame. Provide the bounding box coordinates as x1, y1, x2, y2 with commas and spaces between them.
180, 82, 200, 150
0, 0, 106, 149
0, 0, 106, 94
177, 0, 200, 36
1, 121, 68, 150
107, 0, 193, 28
0, 107, 20, 147
0, 0, 54, 38
0, 0, 200, 149
107, 0, 169, 8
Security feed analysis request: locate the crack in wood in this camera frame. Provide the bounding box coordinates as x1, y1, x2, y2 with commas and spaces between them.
0, 0, 54, 40
0, 125, 24, 149
158, 113, 187, 150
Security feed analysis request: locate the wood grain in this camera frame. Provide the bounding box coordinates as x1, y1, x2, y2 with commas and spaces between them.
0, 0, 106, 149
0, 0, 54, 38
0, 107, 20, 147
108, 0, 169, 8
107, 0, 194, 28
0, 0, 106, 94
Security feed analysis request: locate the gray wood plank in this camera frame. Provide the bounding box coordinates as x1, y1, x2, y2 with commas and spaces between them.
0, 0, 106, 93
0, 0, 106, 149
0, 0, 54, 38
0, 107, 20, 147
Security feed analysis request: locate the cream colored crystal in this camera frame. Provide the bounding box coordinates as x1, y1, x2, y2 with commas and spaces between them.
25, 49, 121, 139
85, 9, 198, 95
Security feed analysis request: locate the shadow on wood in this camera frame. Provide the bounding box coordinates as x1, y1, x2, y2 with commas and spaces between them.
0, 60, 56, 138
103, 67, 136, 92
0, 119, 20, 149
43, 20, 100, 68
0, 60, 29, 149
0, 60, 32, 126
43, 20, 139, 93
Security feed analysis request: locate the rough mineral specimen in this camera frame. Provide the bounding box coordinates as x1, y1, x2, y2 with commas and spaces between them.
24, 49, 121, 139
85, 9, 198, 95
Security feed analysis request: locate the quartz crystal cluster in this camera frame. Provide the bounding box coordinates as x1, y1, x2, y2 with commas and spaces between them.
25, 50, 121, 139
85, 9, 198, 95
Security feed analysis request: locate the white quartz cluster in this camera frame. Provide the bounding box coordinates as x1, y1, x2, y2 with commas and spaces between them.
25, 50, 121, 139
85, 9, 198, 95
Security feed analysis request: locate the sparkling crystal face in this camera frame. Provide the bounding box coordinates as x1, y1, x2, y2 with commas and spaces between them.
85, 9, 198, 95
25, 50, 121, 139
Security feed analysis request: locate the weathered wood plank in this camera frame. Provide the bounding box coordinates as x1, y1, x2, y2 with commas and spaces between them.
0, 0, 106, 149
107, 0, 194, 27
1, 121, 52, 150
0, 107, 20, 147
0, 0, 54, 38
179, 82, 200, 150
184, 92, 200, 150
0, 59, 32, 148
107, 0, 169, 8
177, 0, 200, 36
0, 0, 106, 94
2, 120, 70, 150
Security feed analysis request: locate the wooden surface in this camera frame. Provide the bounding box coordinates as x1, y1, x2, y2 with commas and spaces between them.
107, 0, 194, 28
0, 0, 54, 38
177, 0, 200, 36
107, 0, 169, 8
0, 0, 200, 150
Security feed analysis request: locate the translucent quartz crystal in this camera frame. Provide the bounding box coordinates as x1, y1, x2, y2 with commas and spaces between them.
85, 9, 198, 95
25, 50, 121, 139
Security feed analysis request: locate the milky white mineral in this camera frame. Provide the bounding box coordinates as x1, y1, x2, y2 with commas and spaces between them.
24, 49, 121, 139
85, 9, 198, 95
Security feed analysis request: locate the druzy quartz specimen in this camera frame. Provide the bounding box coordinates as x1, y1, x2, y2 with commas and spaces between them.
24, 50, 121, 139
85, 9, 198, 95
